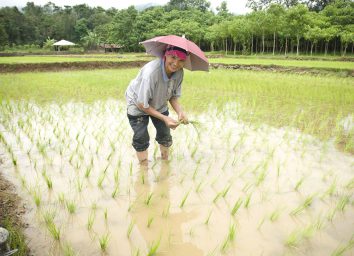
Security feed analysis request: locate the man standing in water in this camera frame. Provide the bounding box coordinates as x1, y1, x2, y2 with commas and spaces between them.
125, 45, 189, 165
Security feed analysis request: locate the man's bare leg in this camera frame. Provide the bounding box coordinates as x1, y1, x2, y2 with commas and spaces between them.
136, 150, 148, 165
160, 145, 169, 160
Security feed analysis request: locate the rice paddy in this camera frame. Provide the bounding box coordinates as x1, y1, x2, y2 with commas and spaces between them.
0, 64, 353, 255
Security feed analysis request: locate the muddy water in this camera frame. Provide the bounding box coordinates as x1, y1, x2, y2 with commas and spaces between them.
0, 100, 353, 256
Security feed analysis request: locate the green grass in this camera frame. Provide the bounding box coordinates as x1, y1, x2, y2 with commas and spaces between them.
0, 69, 135, 103
0, 68, 353, 152
1, 218, 28, 255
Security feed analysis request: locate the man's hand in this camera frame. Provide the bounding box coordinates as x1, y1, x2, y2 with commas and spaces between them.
164, 116, 179, 129
178, 111, 189, 124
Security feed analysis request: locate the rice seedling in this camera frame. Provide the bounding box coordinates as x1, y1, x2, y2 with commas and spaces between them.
192, 165, 199, 180
291, 194, 315, 216
42, 209, 56, 225
104, 208, 108, 222
294, 177, 305, 191
269, 208, 281, 222
286, 219, 321, 248
84, 166, 92, 178
46, 220, 61, 241
127, 220, 135, 238
113, 168, 119, 184
331, 236, 354, 256
57, 192, 65, 205
212, 191, 223, 204
204, 210, 213, 225
162, 202, 170, 218
335, 195, 350, 212
255, 168, 267, 186
98, 232, 110, 252
65, 200, 77, 214
147, 238, 161, 256
76, 178, 83, 193
91, 202, 98, 211
195, 180, 204, 193
190, 145, 198, 159
322, 180, 337, 199
145, 192, 154, 206
244, 193, 252, 209
327, 206, 337, 222
87, 211, 95, 231
344, 178, 354, 190
111, 184, 119, 198
220, 237, 230, 252
257, 216, 267, 230
179, 190, 191, 208
62, 243, 77, 256
147, 216, 154, 228
231, 198, 243, 216
31, 189, 42, 207
222, 184, 232, 198
242, 182, 253, 193
97, 172, 106, 189
132, 248, 141, 256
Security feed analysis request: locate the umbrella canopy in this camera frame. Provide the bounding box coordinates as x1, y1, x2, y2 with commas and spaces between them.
140, 35, 209, 72
53, 39, 75, 46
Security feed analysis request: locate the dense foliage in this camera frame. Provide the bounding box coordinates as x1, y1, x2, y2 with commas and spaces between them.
0, 0, 352, 55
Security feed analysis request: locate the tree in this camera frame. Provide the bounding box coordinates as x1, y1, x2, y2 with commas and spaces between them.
216, 1, 231, 18
109, 6, 139, 51
246, 0, 300, 11
303, 11, 327, 55
340, 25, 354, 56
81, 31, 100, 50
166, 0, 211, 12
43, 37, 55, 49
229, 16, 252, 54
205, 24, 219, 51
285, 4, 310, 55
0, 7, 25, 45
251, 10, 268, 54
322, 0, 354, 26
266, 4, 286, 55
0, 24, 8, 48
74, 18, 89, 42
322, 26, 338, 55
306, 0, 334, 11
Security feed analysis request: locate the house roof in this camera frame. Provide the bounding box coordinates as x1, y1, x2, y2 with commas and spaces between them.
53, 40, 75, 46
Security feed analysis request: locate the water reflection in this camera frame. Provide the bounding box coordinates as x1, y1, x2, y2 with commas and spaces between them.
131, 161, 203, 255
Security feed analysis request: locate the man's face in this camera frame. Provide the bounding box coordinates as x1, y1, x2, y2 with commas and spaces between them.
164, 54, 185, 76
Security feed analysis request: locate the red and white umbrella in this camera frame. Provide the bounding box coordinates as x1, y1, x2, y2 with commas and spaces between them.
140, 35, 209, 72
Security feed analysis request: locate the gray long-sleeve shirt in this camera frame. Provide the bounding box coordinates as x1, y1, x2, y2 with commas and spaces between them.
125, 59, 184, 116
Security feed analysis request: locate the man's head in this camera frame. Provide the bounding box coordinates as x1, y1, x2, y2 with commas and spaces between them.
164, 45, 188, 76
164, 45, 188, 61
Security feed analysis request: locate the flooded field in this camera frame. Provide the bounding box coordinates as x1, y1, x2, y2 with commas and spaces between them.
0, 99, 353, 256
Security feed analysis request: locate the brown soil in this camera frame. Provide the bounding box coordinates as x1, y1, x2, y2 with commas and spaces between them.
0, 61, 352, 77
210, 63, 354, 77
0, 61, 148, 73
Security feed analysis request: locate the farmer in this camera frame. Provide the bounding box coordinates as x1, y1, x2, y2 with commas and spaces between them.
125, 45, 189, 165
